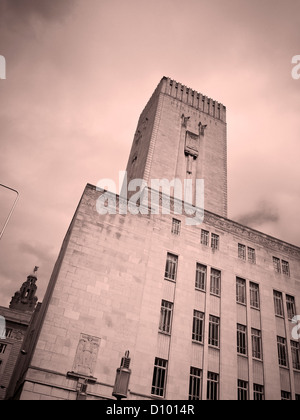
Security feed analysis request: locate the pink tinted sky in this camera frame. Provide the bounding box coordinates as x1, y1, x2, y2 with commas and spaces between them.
0, 0, 299, 307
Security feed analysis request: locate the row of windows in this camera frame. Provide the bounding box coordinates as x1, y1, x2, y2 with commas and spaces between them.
236, 277, 297, 320
158, 300, 300, 370
277, 337, 300, 370
236, 277, 260, 308
237, 325, 262, 359
165, 255, 294, 312
153, 357, 300, 399
165, 254, 222, 296
152, 360, 268, 400
171, 219, 220, 250
238, 243, 256, 264
152, 358, 220, 400
171, 220, 291, 276
273, 291, 296, 320
273, 257, 290, 276
159, 302, 220, 347
237, 246, 290, 275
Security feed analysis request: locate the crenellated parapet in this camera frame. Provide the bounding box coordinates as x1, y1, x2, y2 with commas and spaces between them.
158, 76, 226, 122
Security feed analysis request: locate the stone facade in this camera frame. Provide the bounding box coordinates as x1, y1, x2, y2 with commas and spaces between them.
13, 185, 300, 400
11, 78, 300, 400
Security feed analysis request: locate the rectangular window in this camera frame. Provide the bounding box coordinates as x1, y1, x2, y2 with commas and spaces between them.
195, 263, 206, 291
237, 380, 248, 400
0, 344, 7, 354
273, 257, 281, 273
164, 253, 178, 282
207, 372, 219, 400
171, 218, 181, 235
274, 291, 284, 317
281, 391, 291, 400
252, 329, 262, 360
5, 328, 13, 338
189, 367, 202, 400
282, 260, 290, 276
209, 315, 220, 348
250, 282, 260, 309
151, 358, 168, 397
286, 295, 296, 320
237, 324, 247, 355
291, 340, 300, 370
253, 384, 265, 401
238, 243, 246, 260
201, 229, 209, 246
210, 269, 221, 297
236, 277, 246, 304
211, 233, 219, 250
277, 336, 288, 367
247, 247, 256, 264
192, 310, 205, 343
159, 300, 173, 334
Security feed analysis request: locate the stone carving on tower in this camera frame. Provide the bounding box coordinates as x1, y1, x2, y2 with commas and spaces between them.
72, 334, 100, 377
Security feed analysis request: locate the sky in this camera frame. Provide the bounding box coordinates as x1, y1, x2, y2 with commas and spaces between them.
0, 0, 299, 307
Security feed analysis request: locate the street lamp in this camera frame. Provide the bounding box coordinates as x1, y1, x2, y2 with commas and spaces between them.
0, 184, 19, 241
112, 350, 132, 400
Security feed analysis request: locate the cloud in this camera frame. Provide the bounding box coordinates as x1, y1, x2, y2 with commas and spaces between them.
235, 201, 280, 228
2, 0, 77, 22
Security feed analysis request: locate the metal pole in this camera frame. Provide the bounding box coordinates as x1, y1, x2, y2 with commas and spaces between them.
0, 184, 19, 241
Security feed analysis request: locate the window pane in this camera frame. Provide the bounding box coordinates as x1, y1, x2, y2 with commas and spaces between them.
273, 291, 284, 317
201, 230, 209, 246
192, 311, 204, 343
281, 391, 291, 400
165, 253, 178, 281
253, 384, 264, 401
171, 218, 181, 235
248, 247, 256, 264
282, 260, 290, 276
189, 367, 202, 400
273, 257, 281, 273
195, 264, 206, 291
209, 316, 220, 347
277, 336, 288, 367
252, 329, 262, 360
286, 295, 296, 320
207, 372, 219, 400
238, 244, 246, 260
237, 324, 247, 355
152, 358, 167, 397
210, 269, 221, 296
236, 277, 246, 304
250, 282, 260, 309
211, 234, 219, 250
159, 300, 173, 334
238, 380, 248, 400
291, 340, 300, 370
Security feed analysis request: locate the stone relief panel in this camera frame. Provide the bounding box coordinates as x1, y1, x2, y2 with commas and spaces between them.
72, 334, 100, 377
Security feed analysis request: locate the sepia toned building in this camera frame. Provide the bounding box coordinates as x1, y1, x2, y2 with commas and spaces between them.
0, 269, 40, 400
8, 77, 300, 400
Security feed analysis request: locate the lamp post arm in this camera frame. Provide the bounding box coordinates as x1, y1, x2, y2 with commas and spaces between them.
0, 184, 19, 241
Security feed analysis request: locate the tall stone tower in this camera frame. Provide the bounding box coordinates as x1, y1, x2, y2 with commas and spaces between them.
125, 77, 227, 217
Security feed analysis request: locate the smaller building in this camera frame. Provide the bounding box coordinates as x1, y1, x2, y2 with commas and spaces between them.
0, 268, 39, 400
